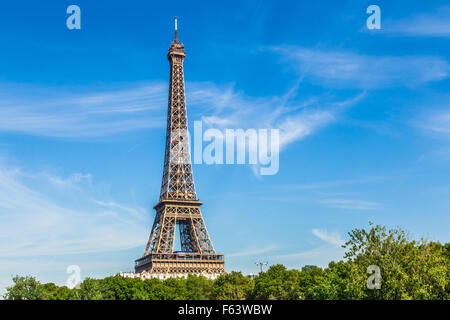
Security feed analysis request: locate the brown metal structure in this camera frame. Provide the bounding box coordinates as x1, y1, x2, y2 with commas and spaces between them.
135, 18, 225, 277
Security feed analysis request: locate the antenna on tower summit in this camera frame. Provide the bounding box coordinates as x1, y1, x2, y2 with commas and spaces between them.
174, 16, 178, 41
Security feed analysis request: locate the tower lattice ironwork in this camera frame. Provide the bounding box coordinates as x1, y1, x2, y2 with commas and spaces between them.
134, 17, 225, 278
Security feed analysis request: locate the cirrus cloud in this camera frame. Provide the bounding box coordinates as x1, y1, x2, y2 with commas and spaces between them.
271, 46, 449, 89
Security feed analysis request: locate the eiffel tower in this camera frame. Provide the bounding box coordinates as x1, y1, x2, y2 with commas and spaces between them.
134, 17, 225, 279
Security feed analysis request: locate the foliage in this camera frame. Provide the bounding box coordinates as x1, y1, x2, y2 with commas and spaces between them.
4, 223, 449, 300
185, 275, 214, 300
343, 222, 448, 299
212, 271, 254, 300
252, 265, 302, 299
4, 275, 45, 300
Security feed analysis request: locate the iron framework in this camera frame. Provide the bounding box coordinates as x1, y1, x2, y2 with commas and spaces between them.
135, 18, 225, 277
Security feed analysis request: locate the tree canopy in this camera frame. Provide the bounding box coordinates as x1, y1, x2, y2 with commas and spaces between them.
4, 223, 449, 300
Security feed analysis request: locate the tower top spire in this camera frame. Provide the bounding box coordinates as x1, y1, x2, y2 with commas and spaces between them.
168, 16, 185, 59
174, 16, 178, 41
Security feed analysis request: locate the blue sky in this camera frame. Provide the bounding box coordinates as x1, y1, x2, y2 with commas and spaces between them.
1, 0, 450, 293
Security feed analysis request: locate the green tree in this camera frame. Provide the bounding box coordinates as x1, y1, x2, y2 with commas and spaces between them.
39, 283, 79, 300
159, 277, 188, 300
444, 242, 450, 299
5, 223, 448, 300
307, 261, 366, 300
139, 278, 164, 300
184, 275, 214, 300
98, 276, 143, 300
56, 286, 79, 300
41, 283, 59, 300
343, 222, 448, 299
79, 278, 103, 300
213, 272, 254, 300
4, 275, 45, 300
252, 265, 302, 300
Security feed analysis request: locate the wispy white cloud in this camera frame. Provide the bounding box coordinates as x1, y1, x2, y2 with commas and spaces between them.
385, 6, 450, 37
0, 43, 373, 157
272, 245, 346, 268
191, 85, 361, 180
27, 172, 93, 189
0, 160, 149, 258
421, 110, 450, 136
92, 200, 146, 222
197, 82, 366, 150
227, 245, 278, 258
321, 199, 381, 210
312, 229, 345, 247
278, 93, 367, 148
274, 176, 390, 190
272, 46, 449, 89
0, 82, 168, 137
0, 80, 360, 150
